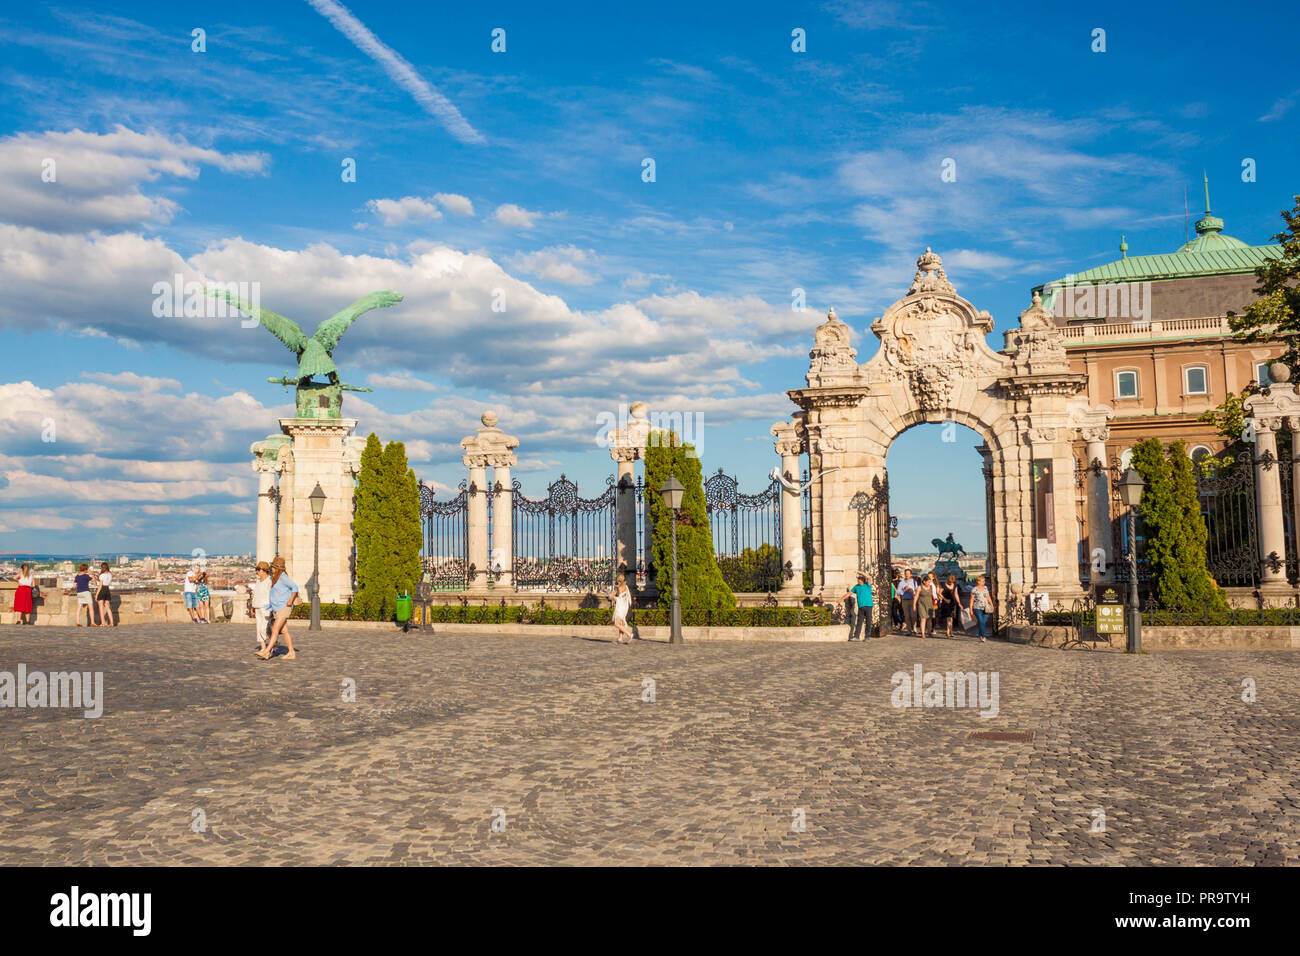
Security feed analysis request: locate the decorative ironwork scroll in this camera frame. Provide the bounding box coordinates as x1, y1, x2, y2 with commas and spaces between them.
512, 474, 617, 592
703, 468, 784, 593
419, 479, 469, 590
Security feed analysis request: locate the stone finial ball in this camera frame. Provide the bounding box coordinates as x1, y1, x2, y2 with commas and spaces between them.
629, 401, 648, 418
481, 411, 498, 428
1269, 362, 1292, 384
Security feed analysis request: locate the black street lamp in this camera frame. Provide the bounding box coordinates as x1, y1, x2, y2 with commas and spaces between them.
308, 481, 326, 632
659, 472, 685, 645
1118, 467, 1145, 653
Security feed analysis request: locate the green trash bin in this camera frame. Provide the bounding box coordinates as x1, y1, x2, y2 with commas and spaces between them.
395, 593, 413, 632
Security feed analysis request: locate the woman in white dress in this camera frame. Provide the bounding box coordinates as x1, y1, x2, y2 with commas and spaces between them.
611, 573, 633, 644
250, 561, 272, 653
95, 562, 115, 628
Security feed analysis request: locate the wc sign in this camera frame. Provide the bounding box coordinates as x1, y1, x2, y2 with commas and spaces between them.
1096, 603, 1125, 635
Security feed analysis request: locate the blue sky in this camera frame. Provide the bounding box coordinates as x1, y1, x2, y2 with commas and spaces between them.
0, 0, 1297, 556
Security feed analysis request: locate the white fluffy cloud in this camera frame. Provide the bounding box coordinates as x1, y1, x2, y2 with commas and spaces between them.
366, 195, 443, 225
434, 192, 475, 216
493, 203, 539, 228
507, 245, 598, 286
0, 127, 266, 233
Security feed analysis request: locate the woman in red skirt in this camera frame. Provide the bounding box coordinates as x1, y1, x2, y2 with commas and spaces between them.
13, 564, 34, 624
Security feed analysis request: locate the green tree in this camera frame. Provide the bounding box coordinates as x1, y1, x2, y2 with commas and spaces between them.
1131, 438, 1227, 611
643, 432, 736, 610
1226, 194, 1300, 370
382, 439, 422, 601
352, 434, 422, 619
352, 432, 385, 618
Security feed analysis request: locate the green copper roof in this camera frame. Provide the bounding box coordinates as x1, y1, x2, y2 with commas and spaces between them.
1035, 177, 1282, 305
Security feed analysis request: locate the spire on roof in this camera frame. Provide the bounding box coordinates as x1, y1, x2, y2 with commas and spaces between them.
1203, 171, 1212, 215
1120, 234, 1128, 259
1193, 172, 1224, 239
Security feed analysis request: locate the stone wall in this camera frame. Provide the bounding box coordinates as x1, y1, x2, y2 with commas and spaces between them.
0, 583, 246, 626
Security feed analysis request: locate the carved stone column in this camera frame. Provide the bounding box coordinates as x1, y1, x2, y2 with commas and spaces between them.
250, 434, 288, 564
607, 401, 655, 594
771, 420, 806, 596
492, 462, 513, 588
1083, 427, 1113, 584
1253, 420, 1288, 593
460, 411, 519, 592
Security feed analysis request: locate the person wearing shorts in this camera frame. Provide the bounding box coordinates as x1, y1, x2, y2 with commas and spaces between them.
74, 564, 94, 626
257, 555, 299, 661
183, 566, 200, 622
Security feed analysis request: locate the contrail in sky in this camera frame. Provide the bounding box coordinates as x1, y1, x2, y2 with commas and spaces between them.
304, 0, 485, 145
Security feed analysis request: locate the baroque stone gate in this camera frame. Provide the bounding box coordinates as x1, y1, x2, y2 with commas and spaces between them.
776, 249, 1115, 607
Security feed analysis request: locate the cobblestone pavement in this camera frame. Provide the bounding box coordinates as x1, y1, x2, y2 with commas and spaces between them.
1, 623, 1297, 865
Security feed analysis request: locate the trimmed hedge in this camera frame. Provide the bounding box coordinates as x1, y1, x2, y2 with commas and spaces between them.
292, 602, 834, 628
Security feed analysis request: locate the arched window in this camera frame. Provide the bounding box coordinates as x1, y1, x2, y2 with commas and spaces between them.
1257, 362, 1272, 387
1190, 444, 1212, 463
1119, 447, 1133, 471
1115, 369, 1139, 399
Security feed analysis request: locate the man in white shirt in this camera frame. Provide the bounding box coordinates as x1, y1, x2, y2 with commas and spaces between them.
183, 566, 200, 623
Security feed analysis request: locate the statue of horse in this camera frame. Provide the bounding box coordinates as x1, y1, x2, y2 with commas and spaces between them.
931, 533, 966, 559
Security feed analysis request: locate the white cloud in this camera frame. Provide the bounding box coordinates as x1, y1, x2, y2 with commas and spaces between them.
365, 371, 440, 391
366, 195, 443, 226
507, 245, 598, 286
0, 126, 266, 233
434, 193, 475, 216
304, 0, 484, 145
493, 203, 539, 228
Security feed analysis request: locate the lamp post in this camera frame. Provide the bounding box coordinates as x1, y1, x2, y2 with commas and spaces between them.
1117, 468, 1145, 653
659, 472, 685, 645
308, 481, 325, 632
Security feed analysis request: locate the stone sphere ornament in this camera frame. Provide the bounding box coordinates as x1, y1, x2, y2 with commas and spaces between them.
1269, 362, 1291, 384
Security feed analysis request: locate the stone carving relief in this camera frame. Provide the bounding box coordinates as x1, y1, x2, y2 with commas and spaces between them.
461, 411, 519, 468
910, 365, 954, 411
806, 308, 859, 386
1006, 291, 1069, 375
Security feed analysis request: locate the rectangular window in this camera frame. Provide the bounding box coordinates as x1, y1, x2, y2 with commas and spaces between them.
1116, 370, 1138, 398
1257, 362, 1271, 386
1185, 366, 1208, 395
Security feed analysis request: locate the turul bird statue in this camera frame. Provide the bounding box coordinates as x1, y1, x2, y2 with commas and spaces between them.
206, 288, 403, 417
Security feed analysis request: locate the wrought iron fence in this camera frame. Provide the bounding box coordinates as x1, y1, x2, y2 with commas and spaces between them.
703, 469, 786, 593
418, 479, 469, 590
1197, 448, 1259, 588
512, 474, 617, 592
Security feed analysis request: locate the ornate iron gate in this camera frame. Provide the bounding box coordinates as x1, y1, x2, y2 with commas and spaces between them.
1197, 448, 1259, 587
703, 469, 783, 593
1279, 444, 1298, 584
419, 480, 469, 590
850, 473, 892, 619
512, 475, 617, 591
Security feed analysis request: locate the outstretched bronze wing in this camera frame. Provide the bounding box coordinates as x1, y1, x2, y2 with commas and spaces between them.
206, 288, 308, 354
312, 290, 403, 352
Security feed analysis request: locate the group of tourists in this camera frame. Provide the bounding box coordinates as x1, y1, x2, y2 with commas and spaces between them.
248, 555, 299, 661
842, 568, 996, 643
10, 563, 114, 626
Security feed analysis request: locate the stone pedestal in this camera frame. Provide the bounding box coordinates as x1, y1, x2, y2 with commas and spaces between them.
1084, 434, 1113, 582
277, 418, 360, 604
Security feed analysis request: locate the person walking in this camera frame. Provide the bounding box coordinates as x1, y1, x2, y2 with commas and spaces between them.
897, 568, 918, 634
611, 573, 634, 644
95, 562, 115, 628
842, 572, 874, 641
250, 561, 272, 653
940, 573, 961, 639
257, 556, 299, 661
196, 572, 211, 624
890, 570, 904, 631
12, 564, 35, 625
968, 574, 995, 643
913, 571, 938, 638
74, 564, 94, 626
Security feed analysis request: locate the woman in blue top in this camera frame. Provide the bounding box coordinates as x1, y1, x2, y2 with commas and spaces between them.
74, 563, 94, 627
257, 555, 299, 661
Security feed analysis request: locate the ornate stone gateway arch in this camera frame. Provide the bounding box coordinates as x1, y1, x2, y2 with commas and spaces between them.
780, 249, 1114, 608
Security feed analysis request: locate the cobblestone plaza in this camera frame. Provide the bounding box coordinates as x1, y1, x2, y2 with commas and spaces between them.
2, 624, 1297, 866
